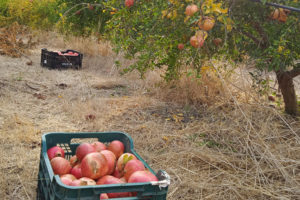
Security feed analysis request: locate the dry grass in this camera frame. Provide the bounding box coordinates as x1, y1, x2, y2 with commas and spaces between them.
0, 22, 36, 58
0, 33, 299, 200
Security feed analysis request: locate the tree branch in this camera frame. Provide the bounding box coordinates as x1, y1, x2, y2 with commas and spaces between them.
289, 67, 300, 78
252, 22, 269, 48
236, 28, 261, 46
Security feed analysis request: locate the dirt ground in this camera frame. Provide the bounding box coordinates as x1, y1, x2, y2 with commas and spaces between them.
0, 34, 299, 200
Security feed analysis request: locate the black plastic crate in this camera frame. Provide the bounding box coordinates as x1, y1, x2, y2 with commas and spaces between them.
37, 132, 170, 200
40, 48, 83, 70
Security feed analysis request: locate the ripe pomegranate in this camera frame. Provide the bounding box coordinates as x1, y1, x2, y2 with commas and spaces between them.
81, 152, 108, 179
116, 153, 137, 172
100, 193, 109, 199
76, 143, 96, 161
79, 177, 96, 185
190, 36, 204, 48
97, 175, 130, 198
124, 160, 145, 181
270, 9, 279, 20
75, 10, 81, 15
185, 4, 198, 16
128, 171, 158, 197
51, 157, 72, 176
198, 17, 215, 31
278, 8, 287, 22
47, 146, 65, 160
69, 155, 79, 167
128, 170, 158, 183
70, 179, 81, 186
71, 164, 82, 179
107, 140, 124, 158
92, 141, 106, 152
100, 150, 117, 175
177, 43, 184, 50
125, 0, 134, 8
120, 177, 127, 183
60, 176, 73, 186
60, 174, 76, 181
112, 167, 122, 178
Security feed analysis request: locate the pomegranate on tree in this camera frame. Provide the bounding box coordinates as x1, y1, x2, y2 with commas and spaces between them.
81, 152, 109, 179
177, 43, 184, 50
76, 143, 96, 161
125, 0, 134, 8
50, 157, 72, 176
47, 146, 65, 161
185, 4, 198, 16
190, 36, 204, 48
198, 17, 215, 31
107, 140, 125, 158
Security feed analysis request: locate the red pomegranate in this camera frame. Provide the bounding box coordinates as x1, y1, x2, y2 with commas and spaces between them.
69, 155, 79, 167
100, 193, 109, 199
60, 176, 73, 186
47, 146, 65, 160
70, 179, 81, 186
92, 141, 106, 152
97, 175, 130, 198
177, 43, 184, 50
79, 177, 96, 185
60, 174, 76, 181
120, 177, 127, 183
76, 143, 96, 161
50, 157, 72, 176
100, 150, 117, 175
125, 0, 134, 8
190, 36, 204, 48
128, 171, 158, 183
185, 4, 198, 16
71, 164, 82, 179
116, 153, 137, 172
107, 140, 125, 158
81, 152, 108, 179
124, 159, 145, 181
112, 167, 122, 178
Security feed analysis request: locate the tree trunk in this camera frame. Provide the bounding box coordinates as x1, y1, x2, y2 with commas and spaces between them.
276, 71, 298, 116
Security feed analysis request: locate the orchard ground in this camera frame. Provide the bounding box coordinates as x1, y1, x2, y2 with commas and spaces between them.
0, 32, 299, 199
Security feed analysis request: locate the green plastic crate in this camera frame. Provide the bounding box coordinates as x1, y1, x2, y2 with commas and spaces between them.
37, 132, 170, 200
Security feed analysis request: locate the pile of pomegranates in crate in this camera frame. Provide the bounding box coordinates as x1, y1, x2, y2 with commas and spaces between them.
47, 140, 158, 199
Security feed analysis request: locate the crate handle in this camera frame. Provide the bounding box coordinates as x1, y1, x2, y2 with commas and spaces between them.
70, 138, 99, 144
152, 170, 171, 189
